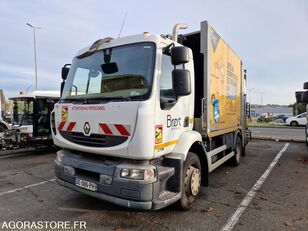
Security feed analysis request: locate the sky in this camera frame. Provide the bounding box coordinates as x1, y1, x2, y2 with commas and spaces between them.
0, 0, 307, 105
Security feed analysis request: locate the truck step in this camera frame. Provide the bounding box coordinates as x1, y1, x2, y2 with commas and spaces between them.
159, 191, 178, 201
152, 190, 182, 210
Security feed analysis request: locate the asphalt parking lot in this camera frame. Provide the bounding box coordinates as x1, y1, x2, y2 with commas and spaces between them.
0, 140, 307, 231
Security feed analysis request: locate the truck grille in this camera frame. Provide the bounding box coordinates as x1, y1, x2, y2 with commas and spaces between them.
59, 131, 128, 147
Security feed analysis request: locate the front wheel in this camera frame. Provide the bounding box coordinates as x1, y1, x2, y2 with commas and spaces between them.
290, 121, 298, 126
177, 152, 201, 210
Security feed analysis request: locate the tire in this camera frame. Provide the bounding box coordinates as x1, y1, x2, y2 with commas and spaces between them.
230, 137, 242, 166
241, 146, 246, 156
177, 152, 202, 210
290, 121, 298, 126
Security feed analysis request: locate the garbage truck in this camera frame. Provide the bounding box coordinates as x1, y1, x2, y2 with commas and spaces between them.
0, 91, 60, 149
53, 20, 250, 210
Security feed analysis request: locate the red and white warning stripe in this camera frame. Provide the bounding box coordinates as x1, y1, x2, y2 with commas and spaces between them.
99, 123, 131, 137
58, 121, 76, 132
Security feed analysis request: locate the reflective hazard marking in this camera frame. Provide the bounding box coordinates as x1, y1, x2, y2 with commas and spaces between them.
66, 122, 77, 132
99, 123, 113, 135
58, 121, 76, 132
114, 124, 130, 136
58, 121, 66, 131
99, 123, 131, 137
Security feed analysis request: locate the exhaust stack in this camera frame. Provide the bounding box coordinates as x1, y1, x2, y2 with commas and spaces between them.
172, 23, 188, 42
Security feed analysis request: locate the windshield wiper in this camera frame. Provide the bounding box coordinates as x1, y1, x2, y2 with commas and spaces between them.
101, 96, 131, 101
64, 96, 132, 104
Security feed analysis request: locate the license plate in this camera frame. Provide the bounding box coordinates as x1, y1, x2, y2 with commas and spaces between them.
75, 178, 97, 192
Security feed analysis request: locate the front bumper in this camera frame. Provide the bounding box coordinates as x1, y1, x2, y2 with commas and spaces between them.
54, 150, 183, 210
55, 177, 153, 210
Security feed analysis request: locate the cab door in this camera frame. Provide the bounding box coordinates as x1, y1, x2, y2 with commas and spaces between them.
154, 49, 194, 157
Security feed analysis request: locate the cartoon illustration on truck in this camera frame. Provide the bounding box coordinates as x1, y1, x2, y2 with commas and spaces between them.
211, 94, 220, 124
52, 20, 250, 210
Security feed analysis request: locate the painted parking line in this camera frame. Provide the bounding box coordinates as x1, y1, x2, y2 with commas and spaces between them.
0, 178, 55, 197
220, 143, 290, 231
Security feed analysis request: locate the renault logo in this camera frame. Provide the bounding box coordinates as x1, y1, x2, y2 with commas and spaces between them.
83, 122, 91, 136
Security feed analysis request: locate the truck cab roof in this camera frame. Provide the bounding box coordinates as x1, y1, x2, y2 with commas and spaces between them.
75, 33, 179, 58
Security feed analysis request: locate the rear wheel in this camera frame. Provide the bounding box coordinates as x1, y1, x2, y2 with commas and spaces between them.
241, 146, 246, 156
290, 121, 298, 126
231, 137, 242, 166
177, 152, 201, 210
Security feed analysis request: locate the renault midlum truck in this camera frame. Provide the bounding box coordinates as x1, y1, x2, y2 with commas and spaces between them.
52, 21, 250, 210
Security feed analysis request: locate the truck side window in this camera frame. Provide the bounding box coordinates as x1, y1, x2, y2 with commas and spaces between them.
160, 54, 177, 100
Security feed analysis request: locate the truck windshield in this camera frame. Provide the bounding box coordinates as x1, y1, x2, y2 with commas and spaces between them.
12, 98, 33, 125
62, 42, 155, 101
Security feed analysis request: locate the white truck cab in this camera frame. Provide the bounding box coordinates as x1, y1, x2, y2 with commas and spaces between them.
53, 21, 250, 210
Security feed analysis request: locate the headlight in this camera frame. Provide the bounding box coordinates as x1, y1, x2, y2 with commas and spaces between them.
56, 152, 64, 163
120, 168, 156, 180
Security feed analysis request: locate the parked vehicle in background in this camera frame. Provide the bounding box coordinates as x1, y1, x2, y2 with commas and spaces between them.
53, 21, 250, 210
273, 114, 289, 123
257, 113, 273, 123
0, 117, 10, 132
0, 91, 60, 150
286, 112, 307, 126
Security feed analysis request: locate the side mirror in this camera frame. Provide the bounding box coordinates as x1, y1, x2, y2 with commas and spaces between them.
60, 82, 65, 97
302, 91, 308, 103
295, 91, 304, 103
172, 69, 191, 97
171, 46, 189, 65
61, 64, 70, 80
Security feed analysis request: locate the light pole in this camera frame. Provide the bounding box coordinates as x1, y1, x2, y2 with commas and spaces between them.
247, 88, 254, 104
260, 91, 265, 105
27, 23, 41, 91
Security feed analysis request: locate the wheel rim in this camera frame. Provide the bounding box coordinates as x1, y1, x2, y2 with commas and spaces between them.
185, 166, 201, 196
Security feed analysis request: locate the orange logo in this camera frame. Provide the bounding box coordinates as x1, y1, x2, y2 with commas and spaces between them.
155, 125, 163, 144
61, 106, 68, 122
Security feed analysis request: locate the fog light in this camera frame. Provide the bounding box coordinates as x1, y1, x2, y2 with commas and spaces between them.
64, 165, 75, 176
100, 174, 113, 185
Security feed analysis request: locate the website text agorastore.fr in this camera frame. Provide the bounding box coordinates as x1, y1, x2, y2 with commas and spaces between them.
0, 221, 86, 230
